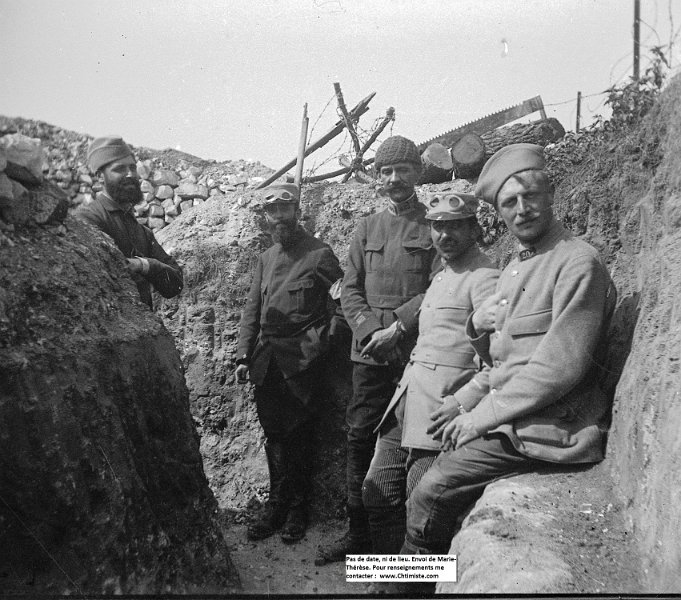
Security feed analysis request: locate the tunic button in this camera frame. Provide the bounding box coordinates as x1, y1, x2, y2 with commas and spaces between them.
437, 276, 442, 281
493, 360, 501, 368
500, 299, 508, 306
512, 270, 519, 276
490, 388, 497, 394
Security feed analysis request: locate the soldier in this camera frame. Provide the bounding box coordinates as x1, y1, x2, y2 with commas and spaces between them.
362, 190, 499, 554
397, 144, 616, 590
76, 136, 183, 309
235, 183, 343, 544
316, 136, 438, 564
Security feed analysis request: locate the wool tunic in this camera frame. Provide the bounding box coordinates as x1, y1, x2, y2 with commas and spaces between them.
455, 220, 617, 463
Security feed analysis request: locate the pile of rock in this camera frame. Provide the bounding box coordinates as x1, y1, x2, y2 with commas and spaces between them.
0, 116, 275, 231
0, 132, 69, 231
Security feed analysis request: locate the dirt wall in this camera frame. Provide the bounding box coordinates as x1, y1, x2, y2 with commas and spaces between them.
546, 75, 681, 590
0, 216, 239, 593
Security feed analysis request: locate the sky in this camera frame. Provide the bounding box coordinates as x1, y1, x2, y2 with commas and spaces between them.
1, 0, 680, 176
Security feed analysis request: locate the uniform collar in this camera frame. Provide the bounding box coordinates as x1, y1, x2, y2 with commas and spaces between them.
98, 191, 134, 215
517, 219, 569, 261
387, 192, 419, 216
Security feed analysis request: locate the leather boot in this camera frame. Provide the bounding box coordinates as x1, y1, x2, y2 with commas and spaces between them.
314, 505, 371, 565
247, 442, 289, 541
280, 437, 311, 544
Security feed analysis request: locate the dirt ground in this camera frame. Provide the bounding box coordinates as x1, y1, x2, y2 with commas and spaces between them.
222, 459, 642, 595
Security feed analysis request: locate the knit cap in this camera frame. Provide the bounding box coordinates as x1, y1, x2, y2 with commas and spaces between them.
475, 143, 545, 206
374, 135, 421, 171
87, 136, 134, 173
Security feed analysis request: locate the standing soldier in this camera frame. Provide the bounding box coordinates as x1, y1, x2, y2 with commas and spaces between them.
362, 190, 499, 555
235, 183, 343, 544
316, 136, 437, 564
76, 136, 183, 309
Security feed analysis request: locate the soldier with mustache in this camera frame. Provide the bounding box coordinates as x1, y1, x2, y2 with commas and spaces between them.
390, 143, 616, 593
316, 136, 438, 564
76, 136, 183, 309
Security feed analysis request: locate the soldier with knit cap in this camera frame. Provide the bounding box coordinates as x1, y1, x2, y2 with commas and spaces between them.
316, 135, 438, 564
75, 136, 183, 309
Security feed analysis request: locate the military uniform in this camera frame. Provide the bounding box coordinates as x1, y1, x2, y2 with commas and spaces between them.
76, 192, 183, 309
236, 225, 342, 539
340, 195, 437, 520
402, 145, 618, 559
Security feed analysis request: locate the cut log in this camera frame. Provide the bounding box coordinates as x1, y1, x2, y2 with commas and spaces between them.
417, 143, 453, 184
481, 118, 565, 157
450, 132, 486, 179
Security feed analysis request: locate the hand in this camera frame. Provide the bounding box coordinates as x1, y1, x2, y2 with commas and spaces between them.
235, 364, 249, 384
126, 257, 149, 275
427, 395, 464, 441
361, 322, 401, 361
472, 291, 504, 333
441, 413, 481, 452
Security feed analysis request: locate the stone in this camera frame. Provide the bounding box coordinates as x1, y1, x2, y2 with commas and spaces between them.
0, 173, 13, 206
148, 204, 165, 218
189, 166, 203, 178
140, 180, 154, 194
180, 200, 194, 213
136, 217, 148, 226
0, 179, 30, 225
155, 185, 174, 200
176, 181, 207, 199
134, 201, 150, 217
0, 146, 7, 172
161, 198, 175, 210
148, 217, 165, 229
143, 191, 155, 203
137, 160, 152, 180
151, 169, 179, 187
193, 198, 204, 207
30, 182, 69, 225
79, 173, 93, 186
73, 193, 94, 206
0, 133, 45, 186
165, 213, 176, 223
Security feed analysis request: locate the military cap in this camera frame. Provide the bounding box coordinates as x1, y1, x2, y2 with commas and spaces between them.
475, 143, 546, 206
87, 136, 134, 173
262, 183, 300, 205
425, 189, 479, 221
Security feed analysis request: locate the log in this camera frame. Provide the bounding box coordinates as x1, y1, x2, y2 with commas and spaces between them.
450, 133, 486, 179
417, 143, 453, 184
480, 118, 565, 157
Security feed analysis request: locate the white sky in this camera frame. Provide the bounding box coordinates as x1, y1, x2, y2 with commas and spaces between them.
1, 0, 680, 174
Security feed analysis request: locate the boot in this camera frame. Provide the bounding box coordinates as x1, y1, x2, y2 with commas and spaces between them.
247, 442, 289, 541
314, 505, 371, 565
280, 432, 312, 544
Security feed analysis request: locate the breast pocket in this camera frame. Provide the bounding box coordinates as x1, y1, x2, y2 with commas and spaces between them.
287, 278, 315, 313
402, 237, 433, 272
507, 308, 553, 337
364, 240, 385, 273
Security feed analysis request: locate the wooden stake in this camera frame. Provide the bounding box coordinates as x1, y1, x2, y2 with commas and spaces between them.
294, 103, 309, 188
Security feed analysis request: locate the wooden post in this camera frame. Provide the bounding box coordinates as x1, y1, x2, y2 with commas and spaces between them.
294, 103, 309, 188
633, 0, 640, 80
576, 91, 582, 132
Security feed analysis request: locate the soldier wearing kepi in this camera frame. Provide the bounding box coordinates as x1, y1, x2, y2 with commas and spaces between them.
398, 144, 616, 587
76, 136, 183, 309
316, 136, 438, 565
235, 183, 343, 544
362, 190, 499, 555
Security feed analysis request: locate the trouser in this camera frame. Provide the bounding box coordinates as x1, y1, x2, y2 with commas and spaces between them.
346, 362, 403, 511
254, 359, 320, 509
362, 410, 438, 553
402, 433, 545, 555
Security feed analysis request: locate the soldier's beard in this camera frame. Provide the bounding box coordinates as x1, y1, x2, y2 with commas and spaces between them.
110, 177, 143, 206
270, 219, 298, 247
